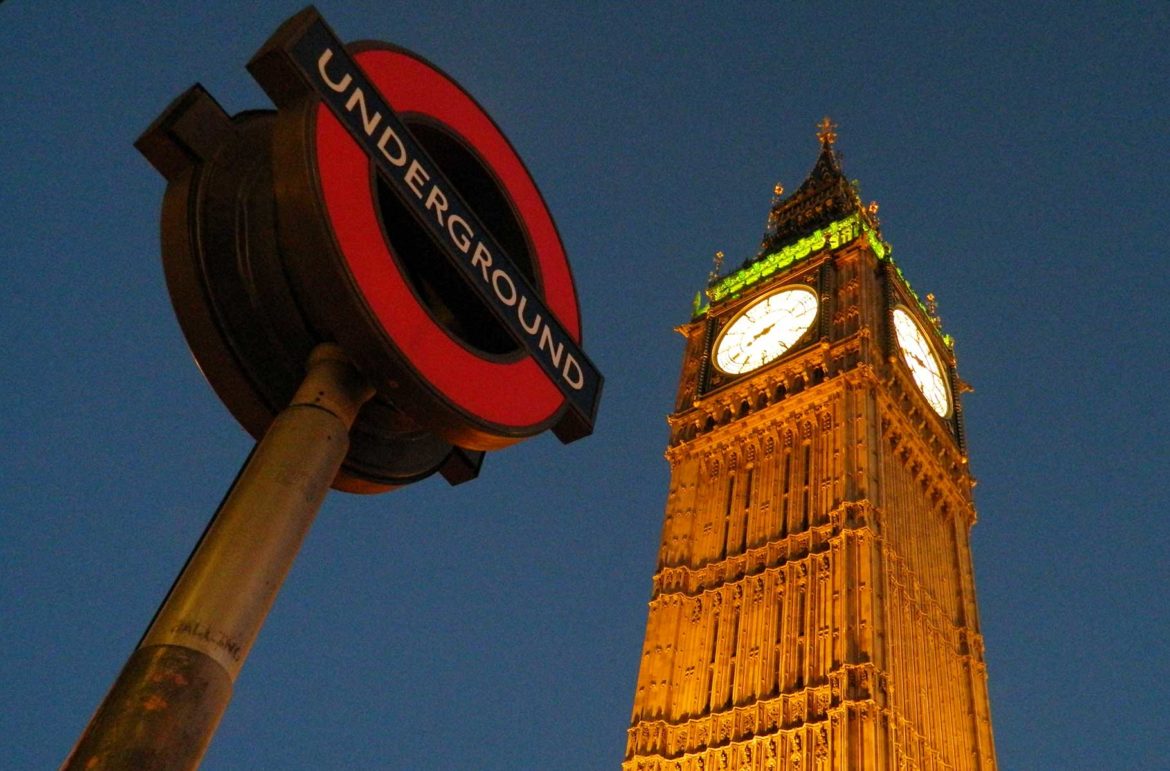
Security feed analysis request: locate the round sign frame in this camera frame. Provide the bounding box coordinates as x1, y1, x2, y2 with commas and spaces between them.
270, 43, 583, 451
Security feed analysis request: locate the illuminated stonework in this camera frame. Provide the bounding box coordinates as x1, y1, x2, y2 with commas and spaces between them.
624, 126, 996, 770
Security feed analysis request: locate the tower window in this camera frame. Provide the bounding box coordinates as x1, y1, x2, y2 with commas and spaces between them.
707, 611, 721, 711
740, 467, 753, 552
721, 475, 735, 558
727, 605, 741, 708
780, 445, 792, 537
800, 443, 812, 531
773, 589, 785, 695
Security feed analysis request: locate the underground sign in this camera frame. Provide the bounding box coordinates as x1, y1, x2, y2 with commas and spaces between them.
136, 6, 602, 492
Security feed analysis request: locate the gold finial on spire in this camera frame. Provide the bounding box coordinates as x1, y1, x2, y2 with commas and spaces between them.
773, 182, 784, 197
926, 293, 942, 327
816, 116, 838, 146
705, 250, 726, 298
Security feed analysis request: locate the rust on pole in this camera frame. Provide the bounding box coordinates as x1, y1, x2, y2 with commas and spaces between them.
64, 344, 374, 771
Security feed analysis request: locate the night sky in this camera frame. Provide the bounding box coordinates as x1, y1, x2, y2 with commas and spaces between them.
3, 2, 1167, 769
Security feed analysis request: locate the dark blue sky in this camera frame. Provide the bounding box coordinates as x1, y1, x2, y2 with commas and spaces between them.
3, 2, 1167, 768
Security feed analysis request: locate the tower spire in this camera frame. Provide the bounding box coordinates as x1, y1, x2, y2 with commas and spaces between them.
756, 117, 862, 258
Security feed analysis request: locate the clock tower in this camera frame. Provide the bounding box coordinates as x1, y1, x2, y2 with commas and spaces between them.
624, 120, 996, 770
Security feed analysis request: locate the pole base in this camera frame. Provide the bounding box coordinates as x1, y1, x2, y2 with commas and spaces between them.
63, 644, 232, 771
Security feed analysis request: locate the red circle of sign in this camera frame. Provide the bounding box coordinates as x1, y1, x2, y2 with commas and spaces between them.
314, 48, 580, 430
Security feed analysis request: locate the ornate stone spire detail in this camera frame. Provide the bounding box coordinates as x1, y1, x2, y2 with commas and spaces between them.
755, 117, 867, 259
926, 292, 942, 328
705, 250, 726, 298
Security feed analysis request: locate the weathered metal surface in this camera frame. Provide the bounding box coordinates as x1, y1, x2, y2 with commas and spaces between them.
64, 345, 373, 769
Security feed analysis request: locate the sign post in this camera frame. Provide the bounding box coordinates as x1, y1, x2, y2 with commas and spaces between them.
66, 6, 601, 768
64, 345, 373, 770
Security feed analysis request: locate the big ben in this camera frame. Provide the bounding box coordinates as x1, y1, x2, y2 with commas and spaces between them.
624, 120, 996, 770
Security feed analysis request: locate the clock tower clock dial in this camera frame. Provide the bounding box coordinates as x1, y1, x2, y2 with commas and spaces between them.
712, 285, 818, 375
892, 306, 951, 417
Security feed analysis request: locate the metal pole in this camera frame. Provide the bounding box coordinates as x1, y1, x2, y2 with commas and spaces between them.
63, 344, 374, 771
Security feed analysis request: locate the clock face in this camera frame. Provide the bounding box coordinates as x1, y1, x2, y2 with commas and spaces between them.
713, 286, 819, 375
891, 307, 951, 417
